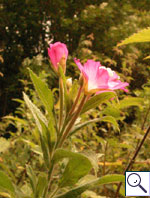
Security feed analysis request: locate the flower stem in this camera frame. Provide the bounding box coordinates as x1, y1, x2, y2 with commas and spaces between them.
58, 95, 87, 148
68, 86, 82, 117
58, 78, 64, 132
44, 152, 55, 197
56, 86, 83, 147
115, 125, 150, 198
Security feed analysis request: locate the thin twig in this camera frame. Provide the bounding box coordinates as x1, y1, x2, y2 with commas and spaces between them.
141, 102, 150, 130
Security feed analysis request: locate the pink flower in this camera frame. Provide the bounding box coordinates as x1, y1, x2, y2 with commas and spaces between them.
48, 42, 68, 72
105, 67, 129, 92
74, 59, 129, 94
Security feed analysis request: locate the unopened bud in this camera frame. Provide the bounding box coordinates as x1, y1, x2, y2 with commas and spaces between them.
66, 78, 72, 89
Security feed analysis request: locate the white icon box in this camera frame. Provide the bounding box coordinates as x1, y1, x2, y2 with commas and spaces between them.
126, 171, 150, 196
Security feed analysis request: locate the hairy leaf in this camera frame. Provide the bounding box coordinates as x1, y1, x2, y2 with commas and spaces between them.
29, 69, 54, 119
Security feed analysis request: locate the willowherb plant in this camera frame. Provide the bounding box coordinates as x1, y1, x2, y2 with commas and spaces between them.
0, 42, 129, 198
25, 42, 128, 198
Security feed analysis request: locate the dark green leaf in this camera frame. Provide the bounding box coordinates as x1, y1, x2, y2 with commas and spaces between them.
52, 149, 92, 187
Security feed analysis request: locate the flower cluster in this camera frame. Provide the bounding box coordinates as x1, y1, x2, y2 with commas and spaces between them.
48, 42, 129, 94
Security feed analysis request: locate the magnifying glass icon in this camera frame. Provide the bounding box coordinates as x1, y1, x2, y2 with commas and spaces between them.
127, 173, 147, 193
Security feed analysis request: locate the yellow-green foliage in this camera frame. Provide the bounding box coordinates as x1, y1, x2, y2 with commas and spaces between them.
118, 27, 150, 46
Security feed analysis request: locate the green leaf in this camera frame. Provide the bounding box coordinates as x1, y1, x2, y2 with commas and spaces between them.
81, 92, 115, 114
29, 69, 54, 119
117, 97, 143, 110
0, 171, 15, 194
35, 173, 47, 198
70, 119, 101, 136
23, 92, 47, 133
39, 133, 50, 168
22, 139, 42, 156
70, 116, 119, 136
55, 174, 124, 198
69, 80, 79, 101
100, 116, 120, 131
103, 106, 121, 120
52, 149, 92, 187
26, 165, 37, 193
118, 27, 150, 46
23, 93, 52, 165
4, 115, 27, 125
48, 119, 57, 148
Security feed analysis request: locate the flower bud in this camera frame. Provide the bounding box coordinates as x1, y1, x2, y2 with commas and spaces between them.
66, 78, 72, 90
48, 42, 68, 73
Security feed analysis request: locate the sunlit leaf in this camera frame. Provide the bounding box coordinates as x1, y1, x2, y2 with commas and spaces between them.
118, 27, 150, 46
0, 171, 15, 194
144, 55, 150, 60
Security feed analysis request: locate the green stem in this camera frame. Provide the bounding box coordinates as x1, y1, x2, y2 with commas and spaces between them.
56, 86, 83, 148
58, 78, 64, 132
44, 151, 55, 197
53, 108, 59, 135
58, 95, 87, 148
49, 186, 59, 198
68, 86, 82, 117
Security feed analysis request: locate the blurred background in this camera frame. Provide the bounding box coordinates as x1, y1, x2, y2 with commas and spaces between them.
1, 0, 150, 118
